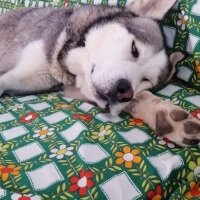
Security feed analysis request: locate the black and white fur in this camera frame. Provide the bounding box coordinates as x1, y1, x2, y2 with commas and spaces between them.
0, 0, 176, 115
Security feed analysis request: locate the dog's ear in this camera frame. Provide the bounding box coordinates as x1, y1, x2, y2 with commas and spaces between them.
128, 0, 177, 20
166, 52, 185, 82
169, 52, 185, 66
156, 110, 173, 136
184, 121, 200, 135
170, 109, 189, 122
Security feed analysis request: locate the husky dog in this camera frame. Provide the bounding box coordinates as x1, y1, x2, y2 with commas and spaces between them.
0, 0, 176, 115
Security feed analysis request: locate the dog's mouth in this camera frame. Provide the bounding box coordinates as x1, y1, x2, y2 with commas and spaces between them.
87, 100, 110, 112
103, 99, 131, 115
94, 89, 133, 115
95, 90, 111, 111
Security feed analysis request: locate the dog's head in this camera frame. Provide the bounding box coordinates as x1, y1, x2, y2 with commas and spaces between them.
66, 0, 176, 115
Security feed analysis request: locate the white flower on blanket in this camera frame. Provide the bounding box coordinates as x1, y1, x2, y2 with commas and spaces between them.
157, 136, 175, 148
177, 11, 188, 30
49, 145, 74, 159
51, 0, 59, 6
43, 94, 58, 101
33, 126, 55, 139
11, 193, 41, 200
171, 97, 180, 105
165, 97, 180, 105
9, 103, 23, 111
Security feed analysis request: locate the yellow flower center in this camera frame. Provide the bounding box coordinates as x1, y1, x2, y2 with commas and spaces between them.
38, 129, 48, 135
98, 130, 106, 137
181, 17, 186, 24
123, 153, 134, 162
57, 149, 67, 155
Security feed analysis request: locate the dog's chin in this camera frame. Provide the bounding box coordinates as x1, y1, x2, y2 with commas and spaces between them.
110, 103, 129, 116
99, 101, 128, 116
94, 94, 129, 116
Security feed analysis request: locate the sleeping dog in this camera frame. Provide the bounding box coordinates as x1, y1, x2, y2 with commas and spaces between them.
0, 0, 177, 115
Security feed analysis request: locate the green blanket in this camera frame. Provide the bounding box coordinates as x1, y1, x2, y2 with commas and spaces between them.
0, 82, 200, 200
0, 0, 200, 199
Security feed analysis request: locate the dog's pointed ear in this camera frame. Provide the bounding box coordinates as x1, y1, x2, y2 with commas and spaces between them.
169, 52, 185, 66
156, 110, 173, 136
128, 0, 177, 20
166, 52, 185, 82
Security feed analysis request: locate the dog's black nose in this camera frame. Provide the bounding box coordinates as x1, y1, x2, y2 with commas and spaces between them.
115, 79, 134, 103
96, 79, 133, 104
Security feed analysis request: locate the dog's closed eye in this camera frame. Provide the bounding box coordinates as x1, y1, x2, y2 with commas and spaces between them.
91, 64, 95, 74
77, 38, 86, 47
131, 40, 139, 58
170, 110, 189, 122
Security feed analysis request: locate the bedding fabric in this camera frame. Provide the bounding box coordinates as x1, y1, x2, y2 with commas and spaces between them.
0, 82, 200, 200
0, 0, 200, 199
162, 0, 200, 90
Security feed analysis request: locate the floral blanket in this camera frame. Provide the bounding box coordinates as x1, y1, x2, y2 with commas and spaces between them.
0, 0, 200, 199
0, 82, 200, 200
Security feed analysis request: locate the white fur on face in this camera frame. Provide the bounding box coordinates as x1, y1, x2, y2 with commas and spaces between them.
66, 23, 168, 115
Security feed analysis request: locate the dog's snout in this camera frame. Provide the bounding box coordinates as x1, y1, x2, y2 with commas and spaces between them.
96, 79, 133, 104
115, 79, 133, 103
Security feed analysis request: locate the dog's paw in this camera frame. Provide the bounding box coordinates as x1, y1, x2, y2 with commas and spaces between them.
155, 109, 200, 147
128, 91, 200, 147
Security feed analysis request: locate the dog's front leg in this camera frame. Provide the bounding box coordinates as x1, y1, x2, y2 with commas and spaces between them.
63, 86, 88, 101
50, 65, 75, 86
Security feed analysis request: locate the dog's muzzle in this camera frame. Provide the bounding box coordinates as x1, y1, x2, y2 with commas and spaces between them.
96, 79, 134, 104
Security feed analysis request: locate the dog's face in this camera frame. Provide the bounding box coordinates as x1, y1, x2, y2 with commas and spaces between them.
66, 0, 176, 115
